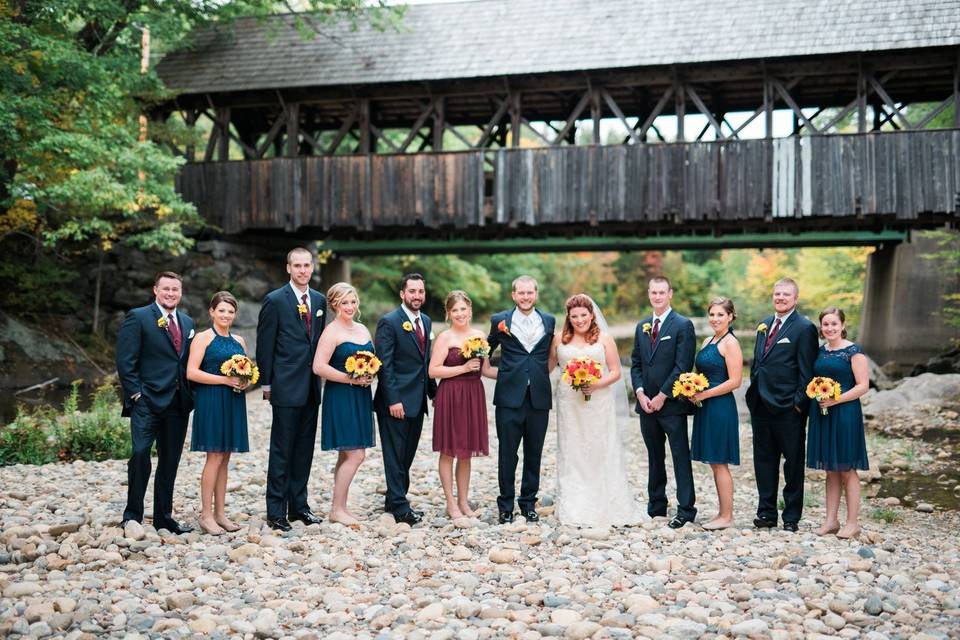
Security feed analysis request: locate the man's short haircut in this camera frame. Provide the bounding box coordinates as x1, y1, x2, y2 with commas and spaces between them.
511, 275, 539, 293
155, 271, 183, 285
648, 276, 672, 290
774, 277, 799, 295
399, 273, 425, 292
287, 247, 313, 264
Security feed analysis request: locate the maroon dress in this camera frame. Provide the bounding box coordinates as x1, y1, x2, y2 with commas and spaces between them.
432, 347, 489, 458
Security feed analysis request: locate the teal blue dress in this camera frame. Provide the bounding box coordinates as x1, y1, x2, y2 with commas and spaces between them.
321, 341, 375, 451
690, 336, 740, 465
806, 343, 869, 471
190, 332, 249, 453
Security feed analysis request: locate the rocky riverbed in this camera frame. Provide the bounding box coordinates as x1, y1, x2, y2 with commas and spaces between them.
1, 379, 959, 639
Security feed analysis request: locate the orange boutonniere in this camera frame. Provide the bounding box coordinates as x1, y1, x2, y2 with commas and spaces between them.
497, 319, 511, 336
402, 321, 413, 332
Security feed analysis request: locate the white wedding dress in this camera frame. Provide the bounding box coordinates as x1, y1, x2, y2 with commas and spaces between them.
555, 341, 647, 527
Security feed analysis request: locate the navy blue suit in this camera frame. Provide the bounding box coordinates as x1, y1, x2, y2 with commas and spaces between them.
630, 310, 697, 520
374, 307, 437, 516
488, 308, 555, 514
256, 285, 327, 519
746, 310, 819, 525
116, 303, 194, 529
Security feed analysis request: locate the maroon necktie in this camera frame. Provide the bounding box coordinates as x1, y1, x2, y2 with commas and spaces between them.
414, 317, 426, 353
763, 317, 782, 354
301, 293, 311, 336
650, 317, 660, 345
167, 313, 182, 353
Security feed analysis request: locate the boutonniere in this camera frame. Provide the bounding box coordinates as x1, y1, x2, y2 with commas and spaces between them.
402, 321, 413, 332
315, 308, 323, 318
297, 304, 308, 319
757, 322, 769, 334
497, 320, 511, 336
642, 322, 652, 335
157, 316, 168, 329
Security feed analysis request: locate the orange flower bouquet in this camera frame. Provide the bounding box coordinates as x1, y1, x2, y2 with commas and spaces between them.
460, 336, 491, 359
672, 372, 709, 407
220, 355, 260, 393
345, 350, 382, 379
561, 357, 602, 401
806, 376, 841, 415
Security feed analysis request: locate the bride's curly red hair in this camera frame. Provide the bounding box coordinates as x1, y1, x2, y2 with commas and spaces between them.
561, 294, 600, 344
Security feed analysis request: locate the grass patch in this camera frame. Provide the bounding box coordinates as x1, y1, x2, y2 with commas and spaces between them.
0, 381, 130, 466
870, 507, 901, 524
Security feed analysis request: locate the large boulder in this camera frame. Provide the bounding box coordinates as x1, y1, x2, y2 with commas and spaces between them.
861, 373, 960, 416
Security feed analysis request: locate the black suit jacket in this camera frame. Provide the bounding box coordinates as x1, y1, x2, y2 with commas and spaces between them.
487, 308, 555, 411
745, 311, 819, 416
116, 304, 194, 417
374, 307, 437, 417
630, 311, 696, 416
255, 285, 327, 408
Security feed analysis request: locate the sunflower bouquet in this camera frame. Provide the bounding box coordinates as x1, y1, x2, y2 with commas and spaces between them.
460, 336, 491, 359
220, 355, 260, 393
806, 376, 841, 415
345, 350, 382, 379
561, 357, 602, 401
672, 372, 710, 407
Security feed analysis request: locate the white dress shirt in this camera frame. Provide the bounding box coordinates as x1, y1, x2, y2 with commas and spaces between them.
511, 308, 545, 353
290, 282, 310, 311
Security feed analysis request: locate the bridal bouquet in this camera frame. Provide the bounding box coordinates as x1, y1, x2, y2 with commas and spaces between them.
460, 336, 491, 359
220, 355, 260, 393
806, 376, 841, 415
345, 350, 382, 379
561, 357, 602, 401
672, 372, 709, 407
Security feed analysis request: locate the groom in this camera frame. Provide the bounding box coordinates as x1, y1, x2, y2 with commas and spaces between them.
488, 275, 555, 524
115, 271, 194, 534
746, 277, 818, 532
631, 276, 697, 528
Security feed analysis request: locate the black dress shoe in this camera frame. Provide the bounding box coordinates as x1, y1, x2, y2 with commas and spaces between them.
783, 522, 799, 532
266, 517, 292, 532
753, 517, 777, 529
520, 510, 539, 523
498, 511, 514, 524
413, 510, 425, 518
120, 519, 133, 528
162, 521, 194, 535
394, 511, 422, 525
668, 516, 691, 529
289, 511, 323, 526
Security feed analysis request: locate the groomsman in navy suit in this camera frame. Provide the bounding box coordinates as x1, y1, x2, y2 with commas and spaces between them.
630, 276, 697, 528
374, 273, 437, 525
116, 271, 194, 534
257, 247, 327, 532
487, 275, 556, 524
746, 277, 818, 532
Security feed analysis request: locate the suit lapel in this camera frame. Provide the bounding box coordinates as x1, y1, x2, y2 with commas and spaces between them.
309, 289, 322, 344
152, 305, 179, 355
175, 311, 189, 358
650, 312, 675, 359
399, 308, 422, 354
286, 286, 310, 339
761, 312, 796, 360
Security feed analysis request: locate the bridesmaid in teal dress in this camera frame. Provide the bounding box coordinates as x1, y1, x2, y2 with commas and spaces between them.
312, 283, 375, 527
690, 297, 743, 531
186, 291, 251, 536
807, 307, 870, 540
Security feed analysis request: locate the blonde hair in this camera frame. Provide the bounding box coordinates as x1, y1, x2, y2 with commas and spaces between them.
326, 282, 361, 319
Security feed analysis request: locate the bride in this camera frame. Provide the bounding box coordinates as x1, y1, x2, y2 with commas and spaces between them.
549, 294, 646, 527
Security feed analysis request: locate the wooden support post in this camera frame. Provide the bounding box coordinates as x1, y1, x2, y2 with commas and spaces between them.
857, 63, 867, 133
510, 93, 522, 147
674, 78, 685, 142
591, 88, 602, 144
955, 49, 960, 128
358, 98, 371, 154
185, 110, 197, 161
433, 97, 445, 151
286, 103, 300, 157
217, 107, 230, 160
763, 71, 773, 140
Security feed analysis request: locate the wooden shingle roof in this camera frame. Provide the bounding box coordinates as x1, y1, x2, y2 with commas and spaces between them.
156, 0, 960, 95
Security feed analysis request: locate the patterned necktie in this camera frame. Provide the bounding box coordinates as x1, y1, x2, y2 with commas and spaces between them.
763, 317, 782, 354
167, 313, 182, 353
414, 317, 426, 353
650, 317, 660, 345
301, 293, 311, 336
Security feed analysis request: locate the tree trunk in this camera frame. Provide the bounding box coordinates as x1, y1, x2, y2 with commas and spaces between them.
92, 250, 105, 335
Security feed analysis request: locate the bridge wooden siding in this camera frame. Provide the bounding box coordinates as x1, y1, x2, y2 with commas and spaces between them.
176, 130, 960, 235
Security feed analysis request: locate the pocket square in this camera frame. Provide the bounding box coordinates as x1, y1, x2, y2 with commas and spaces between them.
776, 337, 790, 344
187, 329, 195, 339
660, 335, 672, 341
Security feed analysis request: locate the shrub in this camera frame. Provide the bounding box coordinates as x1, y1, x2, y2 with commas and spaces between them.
0, 409, 59, 465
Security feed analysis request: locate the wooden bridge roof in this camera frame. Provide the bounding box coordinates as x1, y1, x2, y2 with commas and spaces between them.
156, 0, 960, 96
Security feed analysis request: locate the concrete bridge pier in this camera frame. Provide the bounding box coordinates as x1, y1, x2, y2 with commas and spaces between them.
859, 232, 959, 369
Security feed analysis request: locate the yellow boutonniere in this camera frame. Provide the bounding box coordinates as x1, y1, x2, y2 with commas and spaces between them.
642, 322, 652, 334
297, 304, 308, 318
402, 321, 413, 332
157, 316, 168, 329
757, 323, 769, 334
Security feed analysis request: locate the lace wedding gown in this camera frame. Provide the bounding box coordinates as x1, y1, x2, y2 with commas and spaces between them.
555, 341, 646, 527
